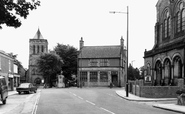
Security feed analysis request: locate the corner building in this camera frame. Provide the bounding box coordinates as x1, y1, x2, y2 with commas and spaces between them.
77, 37, 127, 87
144, 0, 185, 86
28, 29, 48, 84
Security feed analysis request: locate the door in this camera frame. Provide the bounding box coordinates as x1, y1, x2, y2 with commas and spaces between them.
111, 71, 118, 87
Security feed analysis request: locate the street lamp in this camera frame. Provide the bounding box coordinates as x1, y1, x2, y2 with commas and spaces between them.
110, 6, 129, 97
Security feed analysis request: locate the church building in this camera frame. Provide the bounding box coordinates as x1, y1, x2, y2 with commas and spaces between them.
144, 0, 185, 86
28, 29, 48, 85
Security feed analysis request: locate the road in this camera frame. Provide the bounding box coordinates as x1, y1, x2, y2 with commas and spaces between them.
36, 88, 179, 114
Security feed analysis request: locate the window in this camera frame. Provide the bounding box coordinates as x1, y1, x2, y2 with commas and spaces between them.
99, 59, 109, 66
37, 45, 39, 53
177, 12, 181, 32
182, 9, 185, 30
9, 60, 11, 72
33, 45, 35, 54
147, 64, 151, 75
89, 59, 98, 66
90, 71, 98, 82
41, 45, 44, 52
100, 71, 108, 82
0, 56, 1, 70
175, 2, 185, 33
80, 71, 87, 82
163, 10, 171, 38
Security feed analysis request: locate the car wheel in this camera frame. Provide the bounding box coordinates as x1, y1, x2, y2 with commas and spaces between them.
34, 90, 37, 93
2, 98, 6, 104
18, 92, 21, 94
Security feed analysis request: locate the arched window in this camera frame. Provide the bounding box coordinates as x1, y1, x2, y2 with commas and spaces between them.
182, 9, 185, 30
173, 56, 182, 85
37, 45, 39, 53
164, 59, 171, 85
32, 68, 35, 75
176, 2, 185, 33
155, 60, 162, 86
176, 11, 181, 32
163, 10, 171, 38
41, 45, 44, 52
33, 45, 35, 54
147, 63, 151, 75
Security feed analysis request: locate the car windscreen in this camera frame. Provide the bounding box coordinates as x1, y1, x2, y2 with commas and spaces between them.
19, 84, 29, 88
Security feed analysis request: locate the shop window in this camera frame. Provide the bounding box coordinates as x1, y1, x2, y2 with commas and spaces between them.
90, 71, 98, 82
80, 71, 87, 82
100, 71, 108, 82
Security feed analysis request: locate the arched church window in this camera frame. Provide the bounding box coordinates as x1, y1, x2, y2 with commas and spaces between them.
163, 10, 171, 38
37, 45, 39, 53
41, 45, 44, 52
33, 45, 35, 54
147, 63, 151, 75
173, 56, 182, 85
32, 68, 35, 75
175, 2, 185, 33
182, 9, 185, 30
164, 59, 171, 85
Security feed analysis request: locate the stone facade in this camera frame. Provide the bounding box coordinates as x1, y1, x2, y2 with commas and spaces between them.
77, 37, 127, 87
28, 29, 48, 85
144, 0, 185, 86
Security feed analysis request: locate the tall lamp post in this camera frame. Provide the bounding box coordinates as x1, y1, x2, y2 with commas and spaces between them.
110, 6, 129, 97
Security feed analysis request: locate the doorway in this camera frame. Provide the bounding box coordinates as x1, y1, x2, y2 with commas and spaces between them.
111, 71, 118, 87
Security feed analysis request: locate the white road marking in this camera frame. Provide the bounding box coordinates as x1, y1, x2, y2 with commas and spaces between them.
32, 92, 41, 114
85, 100, 95, 106
100, 107, 115, 114
73, 93, 77, 96
78, 96, 83, 100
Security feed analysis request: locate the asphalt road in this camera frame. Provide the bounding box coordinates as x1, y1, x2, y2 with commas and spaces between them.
36, 88, 179, 114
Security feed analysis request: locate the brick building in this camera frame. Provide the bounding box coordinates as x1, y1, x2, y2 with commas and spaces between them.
28, 29, 48, 85
77, 37, 127, 87
144, 0, 185, 86
0, 50, 14, 91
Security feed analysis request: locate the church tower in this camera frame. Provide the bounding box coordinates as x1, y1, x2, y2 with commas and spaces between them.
28, 29, 48, 84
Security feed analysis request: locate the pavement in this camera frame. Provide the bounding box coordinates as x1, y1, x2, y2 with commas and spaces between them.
8, 90, 18, 96
116, 89, 185, 114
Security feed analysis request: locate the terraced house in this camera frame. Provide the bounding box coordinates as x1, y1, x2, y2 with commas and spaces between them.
144, 0, 185, 87
77, 37, 127, 87
0, 50, 14, 91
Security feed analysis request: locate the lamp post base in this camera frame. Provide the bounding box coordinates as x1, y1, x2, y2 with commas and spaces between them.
126, 83, 129, 97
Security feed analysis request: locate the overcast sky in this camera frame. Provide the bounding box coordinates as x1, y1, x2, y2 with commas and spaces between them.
1, 0, 158, 69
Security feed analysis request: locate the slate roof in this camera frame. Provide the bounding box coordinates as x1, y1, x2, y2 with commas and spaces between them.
78, 45, 122, 58
33, 28, 44, 39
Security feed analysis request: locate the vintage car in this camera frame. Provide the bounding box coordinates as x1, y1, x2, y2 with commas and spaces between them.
16, 83, 37, 94
0, 76, 8, 104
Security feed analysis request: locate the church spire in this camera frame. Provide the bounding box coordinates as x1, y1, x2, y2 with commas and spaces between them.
34, 28, 44, 39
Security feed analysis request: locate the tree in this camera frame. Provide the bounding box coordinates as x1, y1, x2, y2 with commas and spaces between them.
54, 43, 78, 80
0, 0, 40, 29
37, 53, 63, 87
128, 64, 141, 80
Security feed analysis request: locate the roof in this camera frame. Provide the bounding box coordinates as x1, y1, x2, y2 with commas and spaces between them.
33, 28, 44, 39
78, 45, 122, 58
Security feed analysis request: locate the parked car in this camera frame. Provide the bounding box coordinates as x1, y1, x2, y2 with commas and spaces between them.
16, 83, 37, 94
0, 76, 8, 104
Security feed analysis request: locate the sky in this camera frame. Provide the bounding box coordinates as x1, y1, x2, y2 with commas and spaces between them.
0, 0, 158, 69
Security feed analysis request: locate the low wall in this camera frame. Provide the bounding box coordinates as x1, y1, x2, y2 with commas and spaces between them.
139, 86, 180, 98
130, 79, 184, 98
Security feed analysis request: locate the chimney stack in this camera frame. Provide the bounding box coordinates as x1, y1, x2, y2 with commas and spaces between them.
120, 36, 124, 48
79, 37, 84, 50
